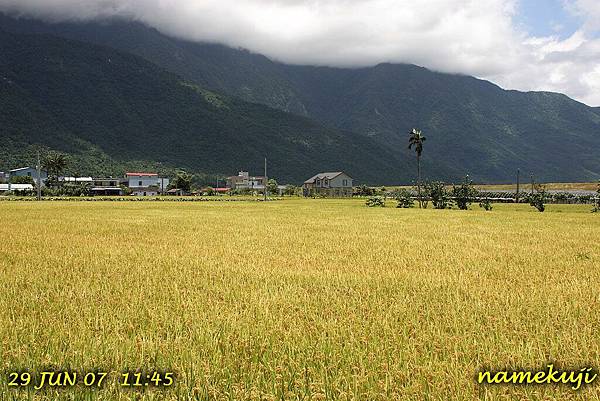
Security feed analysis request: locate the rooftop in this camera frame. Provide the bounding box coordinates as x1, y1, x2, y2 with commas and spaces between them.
0, 183, 34, 191
304, 172, 346, 184
9, 167, 34, 172
126, 172, 158, 177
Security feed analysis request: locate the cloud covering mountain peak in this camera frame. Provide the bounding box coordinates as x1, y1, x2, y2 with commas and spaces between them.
1, 0, 599, 106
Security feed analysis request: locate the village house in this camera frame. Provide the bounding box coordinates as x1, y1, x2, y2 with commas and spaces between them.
226, 171, 267, 190
0, 183, 34, 194
303, 172, 353, 197
91, 177, 124, 196
9, 167, 47, 182
59, 176, 94, 183
125, 172, 169, 196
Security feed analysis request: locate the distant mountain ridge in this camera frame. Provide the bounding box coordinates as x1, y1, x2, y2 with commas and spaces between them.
1, 14, 599, 182
0, 29, 408, 184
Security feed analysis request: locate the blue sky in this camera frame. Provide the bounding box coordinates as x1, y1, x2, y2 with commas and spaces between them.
517, 0, 581, 38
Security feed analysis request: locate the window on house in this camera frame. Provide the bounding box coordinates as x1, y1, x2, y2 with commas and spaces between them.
139, 181, 143, 186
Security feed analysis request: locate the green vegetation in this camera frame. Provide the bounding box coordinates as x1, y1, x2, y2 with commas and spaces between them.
1, 15, 599, 183
43, 151, 69, 186
394, 189, 414, 208
9, 175, 35, 185
479, 197, 493, 211
452, 175, 477, 210
267, 179, 279, 195
424, 181, 451, 209
0, 29, 405, 185
408, 128, 426, 208
365, 196, 386, 207
170, 170, 194, 193
592, 182, 600, 213
528, 185, 549, 212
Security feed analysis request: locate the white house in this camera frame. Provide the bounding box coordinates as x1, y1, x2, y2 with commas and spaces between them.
130, 188, 159, 196
226, 171, 267, 190
0, 183, 34, 194
125, 172, 169, 195
59, 176, 94, 183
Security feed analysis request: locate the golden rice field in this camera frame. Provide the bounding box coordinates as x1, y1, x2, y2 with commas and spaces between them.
0, 199, 599, 401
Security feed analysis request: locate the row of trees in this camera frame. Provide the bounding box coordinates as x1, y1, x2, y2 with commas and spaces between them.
367, 177, 493, 211
387, 128, 600, 212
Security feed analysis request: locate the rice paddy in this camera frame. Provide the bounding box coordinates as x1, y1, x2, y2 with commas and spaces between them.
0, 199, 599, 400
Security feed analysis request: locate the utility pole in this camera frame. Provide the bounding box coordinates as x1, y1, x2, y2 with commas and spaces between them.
516, 169, 520, 203
36, 150, 42, 201
530, 173, 534, 194
264, 157, 268, 201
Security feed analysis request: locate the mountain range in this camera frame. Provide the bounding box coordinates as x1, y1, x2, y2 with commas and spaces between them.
1, 14, 599, 184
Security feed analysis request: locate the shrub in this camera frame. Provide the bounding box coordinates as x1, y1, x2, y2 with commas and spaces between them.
593, 182, 600, 213
452, 176, 477, 210
479, 198, 493, 211
283, 185, 298, 196
424, 181, 452, 209
267, 179, 279, 195
394, 189, 414, 208
9, 175, 36, 185
61, 183, 92, 197
366, 196, 385, 207
202, 187, 215, 196
528, 185, 547, 212
354, 185, 376, 197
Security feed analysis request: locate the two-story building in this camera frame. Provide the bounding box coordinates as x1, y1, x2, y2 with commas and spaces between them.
303, 172, 353, 197
91, 177, 124, 196
125, 172, 169, 196
226, 171, 267, 190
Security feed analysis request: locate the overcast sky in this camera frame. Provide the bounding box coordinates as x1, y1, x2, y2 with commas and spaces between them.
1, 0, 599, 106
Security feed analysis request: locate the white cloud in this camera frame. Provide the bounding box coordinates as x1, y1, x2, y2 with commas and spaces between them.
0, 0, 599, 105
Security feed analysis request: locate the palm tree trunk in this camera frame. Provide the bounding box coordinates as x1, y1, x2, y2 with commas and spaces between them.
417, 154, 422, 208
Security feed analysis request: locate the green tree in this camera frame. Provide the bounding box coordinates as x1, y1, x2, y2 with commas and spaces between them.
9, 175, 35, 185
172, 170, 193, 193
394, 189, 414, 208
408, 128, 426, 208
283, 185, 298, 196
528, 185, 547, 212
425, 181, 451, 209
452, 175, 478, 210
267, 179, 279, 195
43, 151, 69, 186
